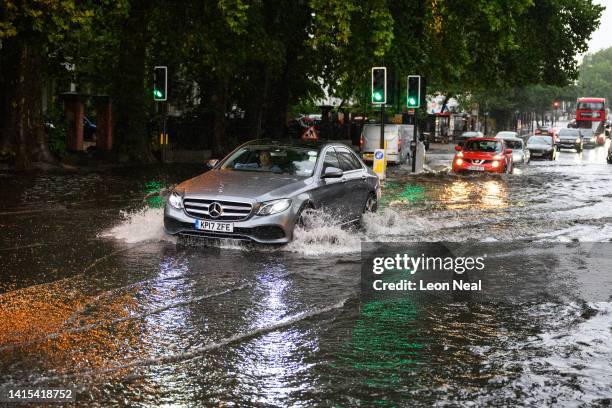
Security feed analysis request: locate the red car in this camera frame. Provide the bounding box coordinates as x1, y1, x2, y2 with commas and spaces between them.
452, 138, 514, 174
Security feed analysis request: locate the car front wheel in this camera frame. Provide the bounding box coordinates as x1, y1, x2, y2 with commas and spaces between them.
363, 193, 378, 213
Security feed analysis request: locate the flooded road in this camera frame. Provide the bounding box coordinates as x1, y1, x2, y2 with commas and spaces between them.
1, 140, 612, 406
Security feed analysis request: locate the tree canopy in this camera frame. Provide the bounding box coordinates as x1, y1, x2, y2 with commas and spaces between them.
0, 0, 605, 167
578, 47, 612, 102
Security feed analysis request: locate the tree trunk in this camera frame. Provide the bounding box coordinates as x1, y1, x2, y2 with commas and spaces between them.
113, 0, 152, 162
14, 43, 29, 169
264, 53, 295, 139
1, 39, 56, 169
211, 78, 228, 157
0, 38, 20, 154
26, 44, 55, 165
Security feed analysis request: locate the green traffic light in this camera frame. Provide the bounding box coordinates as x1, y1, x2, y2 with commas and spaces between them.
154, 89, 163, 98
374, 92, 383, 101
408, 97, 416, 106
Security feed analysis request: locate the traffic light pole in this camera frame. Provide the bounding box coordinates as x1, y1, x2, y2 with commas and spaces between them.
412, 108, 418, 172
162, 102, 167, 164
380, 104, 385, 149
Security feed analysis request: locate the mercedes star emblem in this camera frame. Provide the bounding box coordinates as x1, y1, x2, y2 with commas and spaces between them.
209, 202, 223, 218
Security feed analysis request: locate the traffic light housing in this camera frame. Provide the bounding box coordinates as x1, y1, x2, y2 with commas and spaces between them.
153, 66, 167, 101
371, 67, 387, 104
407, 75, 421, 108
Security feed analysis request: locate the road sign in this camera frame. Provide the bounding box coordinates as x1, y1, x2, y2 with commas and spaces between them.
373, 146, 387, 180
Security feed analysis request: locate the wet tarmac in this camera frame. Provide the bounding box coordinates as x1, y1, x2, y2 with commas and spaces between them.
1, 137, 611, 406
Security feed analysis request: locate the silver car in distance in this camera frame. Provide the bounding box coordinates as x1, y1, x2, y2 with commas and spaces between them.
164, 140, 381, 244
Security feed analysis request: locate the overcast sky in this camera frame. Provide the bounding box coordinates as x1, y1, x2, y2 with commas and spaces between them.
586, 0, 611, 53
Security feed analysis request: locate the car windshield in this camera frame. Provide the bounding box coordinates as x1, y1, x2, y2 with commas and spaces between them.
577, 101, 605, 110
504, 140, 523, 149
464, 140, 502, 152
221, 145, 319, 176
528, 136, 552, 145
558, 129, 580, 137
496, 132, 517, 138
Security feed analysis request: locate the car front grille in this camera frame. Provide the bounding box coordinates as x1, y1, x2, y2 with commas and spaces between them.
183, 198, 253, 221
463, 159, 491, 164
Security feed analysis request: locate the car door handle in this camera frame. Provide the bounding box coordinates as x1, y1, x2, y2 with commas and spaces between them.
361, 175, 367, 181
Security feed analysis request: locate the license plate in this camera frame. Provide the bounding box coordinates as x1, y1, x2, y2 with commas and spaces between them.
195, 219, 234, 233
468, 165, 485, 171
531, 152, 542, 156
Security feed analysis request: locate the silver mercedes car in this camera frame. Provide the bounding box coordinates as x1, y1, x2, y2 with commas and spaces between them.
164, 140, 381, 244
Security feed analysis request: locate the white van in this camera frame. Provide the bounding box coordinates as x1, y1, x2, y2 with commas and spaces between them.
360, 124, 413, 164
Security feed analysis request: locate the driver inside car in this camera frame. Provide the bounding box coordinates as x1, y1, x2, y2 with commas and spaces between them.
234, 151, 281, 172
258, 151, 281, 172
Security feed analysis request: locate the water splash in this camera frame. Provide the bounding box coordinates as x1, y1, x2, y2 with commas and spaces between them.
283, 209, 361, 255
99, 207, 175, 244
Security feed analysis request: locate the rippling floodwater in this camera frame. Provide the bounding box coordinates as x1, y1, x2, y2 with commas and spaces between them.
1, 140, 612, 406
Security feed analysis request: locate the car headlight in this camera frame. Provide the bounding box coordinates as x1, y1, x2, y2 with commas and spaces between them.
257, 199, 292, 216
575, 138, 581, 143
168, 191, 184, 209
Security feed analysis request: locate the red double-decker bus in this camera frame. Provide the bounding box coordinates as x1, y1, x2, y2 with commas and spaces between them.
575, 97, 607, 128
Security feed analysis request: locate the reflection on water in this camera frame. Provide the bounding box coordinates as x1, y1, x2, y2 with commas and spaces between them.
441, 179, 508, 210
331, 298, 422, 405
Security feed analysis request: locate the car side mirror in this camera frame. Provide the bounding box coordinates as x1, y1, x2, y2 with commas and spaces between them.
506, 149, 513, 154
322, 166, 343, 178
205, 159, 219, 169
454, 145, 462, 152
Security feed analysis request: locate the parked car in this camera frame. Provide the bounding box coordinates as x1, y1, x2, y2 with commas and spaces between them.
455, 131, 484, 147
452, 138, 514, 174
164, 140, 380, 244
495, 135, 530, 164
360, 124, 412, 164
556, 128, 583, 152
526, 135, 557, 160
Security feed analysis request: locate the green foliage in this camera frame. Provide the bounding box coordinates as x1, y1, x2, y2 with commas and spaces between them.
578, 47, 612, 103
0, 1, 95, 42
1, 0, 605, 163
47, 121, 68, 159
